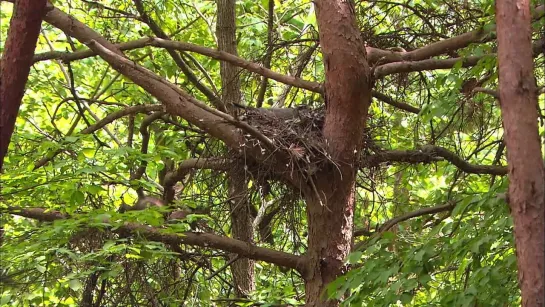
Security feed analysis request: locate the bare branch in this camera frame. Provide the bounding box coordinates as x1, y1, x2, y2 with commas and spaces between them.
353, 201, 456, 237
365, 146, 508, 176
371, 91, 421, 114
149, 38, 323, 94
375, 38, 544, 77
420, 145, 507, 175
366, 5, 544, 64
4, 207, 306, 273
163, 158, 231, 187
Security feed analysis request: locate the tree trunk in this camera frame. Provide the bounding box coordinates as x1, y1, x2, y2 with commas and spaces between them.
227, 169, 256, 296
304, 0, 372, 305
216, 0, 256, 297
496, 0, 545, 305
0, 0, 48, 170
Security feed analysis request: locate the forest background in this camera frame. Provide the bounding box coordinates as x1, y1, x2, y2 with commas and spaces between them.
0, 0, 544, 306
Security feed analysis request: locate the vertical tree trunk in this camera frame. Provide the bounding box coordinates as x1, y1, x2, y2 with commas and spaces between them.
0, 0, 48, 170
227, 169, 256, 296
216, 0, 256, 297
496, 0, 545, 305
304, 0, 372, 305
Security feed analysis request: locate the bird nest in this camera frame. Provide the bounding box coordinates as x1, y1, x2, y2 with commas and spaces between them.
240, 106, 327, 164
235, 106, 378, 174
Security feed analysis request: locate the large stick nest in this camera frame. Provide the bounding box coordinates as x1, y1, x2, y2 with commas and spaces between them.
235, 105, 379, 177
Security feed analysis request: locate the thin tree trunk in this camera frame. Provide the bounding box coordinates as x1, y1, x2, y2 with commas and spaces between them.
227, 169, 255, 296
0, 0, 48, 170
216, 0, 256, 297
304, 0, 372, 305
496, 0, 545, 305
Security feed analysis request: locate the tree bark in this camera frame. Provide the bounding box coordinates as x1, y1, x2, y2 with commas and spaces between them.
496, 0, 545, 306
304, 0, 372, 305
216, 0, 256, 297
227, 169, 256, 297
0, 0, 48, 171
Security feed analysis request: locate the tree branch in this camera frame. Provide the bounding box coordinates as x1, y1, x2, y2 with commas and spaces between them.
163, 158, 231, 187
375, 38, 544, 77
353, 201, 456, 237
365, 146, 508, 176
5, 207, 307, 273
132, 0, 222, 110
34, 104, 164, 169
366, 5, 544, 65
371, 91, 421, 114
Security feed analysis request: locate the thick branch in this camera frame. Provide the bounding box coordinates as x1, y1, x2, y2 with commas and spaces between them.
5, 207, 306, 273
163, 158, 230, 187
366, 5, 544, 65
149, 38, 323, 94
420, 145, 507, 175
375, 38, 544, 77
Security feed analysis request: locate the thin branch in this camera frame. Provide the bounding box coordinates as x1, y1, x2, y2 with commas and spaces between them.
353, 201, 456, 237
371, 91, 421, 114
256, 0, 276, 108
131, 112, 165, 183
365, 146, 508, 176
132, 0, 222, 110
34, 105, 163, 169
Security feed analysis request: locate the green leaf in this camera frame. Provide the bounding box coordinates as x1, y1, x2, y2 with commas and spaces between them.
82, 148, 95, 158
68, 279, 83, 291
348, 251, 363, 264
71, 190, 85, 205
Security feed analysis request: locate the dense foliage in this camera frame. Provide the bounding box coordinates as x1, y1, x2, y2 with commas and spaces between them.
1, 0, 543, 306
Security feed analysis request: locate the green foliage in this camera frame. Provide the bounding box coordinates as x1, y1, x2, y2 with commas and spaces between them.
1, 0, 540, 305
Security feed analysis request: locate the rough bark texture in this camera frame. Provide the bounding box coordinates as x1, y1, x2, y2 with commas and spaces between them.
227, 169, 256, 297
0, 0, 48, 170
496, 0, 545, 305
216, 0, 256, 297
304, 0, 371, 305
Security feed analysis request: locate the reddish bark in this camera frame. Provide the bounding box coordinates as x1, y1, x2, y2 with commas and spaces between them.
0, 0, 48, 171
304, 0, 372, 305
496, 0, 545, 305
